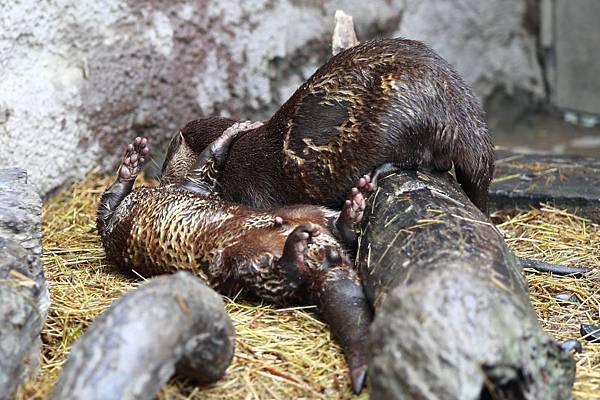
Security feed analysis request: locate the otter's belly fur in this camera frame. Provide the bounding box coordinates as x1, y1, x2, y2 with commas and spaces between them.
102, 187, 348, 302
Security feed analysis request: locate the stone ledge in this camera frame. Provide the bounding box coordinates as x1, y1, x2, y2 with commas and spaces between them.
490, 151, 600, 222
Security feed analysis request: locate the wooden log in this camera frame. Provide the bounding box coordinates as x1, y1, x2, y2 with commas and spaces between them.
0, 167, 49, 400
490, 151, 600, 222
358, 170, 576, 400
52, 271, 235, 400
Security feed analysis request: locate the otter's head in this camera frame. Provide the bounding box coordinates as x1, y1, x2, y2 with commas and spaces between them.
160, 117, 237, 186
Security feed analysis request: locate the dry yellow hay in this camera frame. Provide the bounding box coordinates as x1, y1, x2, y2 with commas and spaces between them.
15, 174, 599, 399
494, 205, 600, 399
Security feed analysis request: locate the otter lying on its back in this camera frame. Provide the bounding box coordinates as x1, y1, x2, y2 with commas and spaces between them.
97, 128, 373, 393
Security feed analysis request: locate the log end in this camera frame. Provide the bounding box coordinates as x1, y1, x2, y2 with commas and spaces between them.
52, 272, 235, 400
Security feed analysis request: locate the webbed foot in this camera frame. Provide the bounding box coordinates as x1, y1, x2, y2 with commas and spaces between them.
277, 223, 320, 285
336, 175, 375, 245
98, 137, 150, 238
119, 137, 150, 183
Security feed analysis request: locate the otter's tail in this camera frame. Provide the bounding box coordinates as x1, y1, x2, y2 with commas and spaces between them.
317, 267, 373, 394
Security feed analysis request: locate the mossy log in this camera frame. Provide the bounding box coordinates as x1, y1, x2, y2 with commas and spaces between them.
0, 168, 49, 400
52, 271, 235, 400
358, 170, 576, 400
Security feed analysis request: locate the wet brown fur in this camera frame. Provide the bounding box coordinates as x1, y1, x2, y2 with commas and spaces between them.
163, 38, 494, 213
98, 176, 372, 392
161, 117, 237, 187
99, 186, 354, 305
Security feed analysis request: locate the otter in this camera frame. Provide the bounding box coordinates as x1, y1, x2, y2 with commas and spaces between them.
97, 130, 374, 393
161, 38, 494, 214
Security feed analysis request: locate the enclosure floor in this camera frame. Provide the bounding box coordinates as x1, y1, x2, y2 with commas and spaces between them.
16, 174, 600, 400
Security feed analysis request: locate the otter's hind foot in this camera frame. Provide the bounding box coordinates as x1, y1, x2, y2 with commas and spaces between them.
336, 175, 375, 245
342, 175, 373, 225
119, 137, 150, 183
277, 224, 320, 284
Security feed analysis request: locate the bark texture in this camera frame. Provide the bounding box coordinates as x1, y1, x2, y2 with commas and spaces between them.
358, 170, 576, 400
52, 271, 234, 400
0, 167, 48, 400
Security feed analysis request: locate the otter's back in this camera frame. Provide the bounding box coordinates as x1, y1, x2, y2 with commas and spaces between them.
224, 38, 493, 210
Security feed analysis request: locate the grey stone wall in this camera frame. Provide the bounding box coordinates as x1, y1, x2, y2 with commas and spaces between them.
551, 0, 600, 115
395, 0, 544, 101
0, 0, 544, 196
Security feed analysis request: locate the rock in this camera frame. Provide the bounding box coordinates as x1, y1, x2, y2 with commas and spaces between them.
490, 151, 600, 222
551, 0, 600, 115
580, 324, 600, 344
560, 339, 583, 354
0, 168, 27, 185
394, 0, 544, 100
52, 271, 235, 400
0, 167, 49, 400
555, 293, 580, 304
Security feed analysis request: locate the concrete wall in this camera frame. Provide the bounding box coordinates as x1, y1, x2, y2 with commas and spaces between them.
551, 0, 600, 115
396, 0, 544, 101
0, 0, 544, 196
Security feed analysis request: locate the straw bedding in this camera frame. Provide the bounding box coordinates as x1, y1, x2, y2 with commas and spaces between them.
16, 174, 599, 399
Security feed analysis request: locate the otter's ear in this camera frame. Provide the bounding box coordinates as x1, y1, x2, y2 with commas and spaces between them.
160, 130, 198, 187
161, 131, 183, 175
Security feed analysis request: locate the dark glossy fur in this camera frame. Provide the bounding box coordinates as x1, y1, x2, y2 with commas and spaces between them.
163, 38, 494, 213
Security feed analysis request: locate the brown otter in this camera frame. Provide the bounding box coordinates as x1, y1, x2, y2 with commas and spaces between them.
97, 132, 374, 393
161, 38, 494, 214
